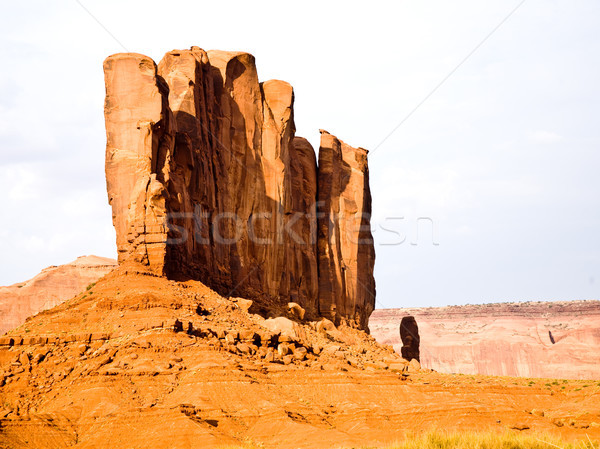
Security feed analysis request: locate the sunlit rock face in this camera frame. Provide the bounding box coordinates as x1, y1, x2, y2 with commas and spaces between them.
103, 47, 375, 329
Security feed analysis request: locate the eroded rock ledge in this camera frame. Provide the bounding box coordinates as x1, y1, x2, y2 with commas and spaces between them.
104, 47, 375, 330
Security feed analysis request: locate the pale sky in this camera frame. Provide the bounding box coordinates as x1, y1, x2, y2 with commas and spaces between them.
1, 0, 599, 308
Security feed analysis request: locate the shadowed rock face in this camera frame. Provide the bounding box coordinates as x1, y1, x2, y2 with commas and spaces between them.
399, 316, 420, 362
317, 131, 375, 329
103, 47, 375, 329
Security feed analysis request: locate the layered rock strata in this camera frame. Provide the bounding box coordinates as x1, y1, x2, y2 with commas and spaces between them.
0, 256, 117, 334
370, 301, 600, 379
104, 47, 374, 329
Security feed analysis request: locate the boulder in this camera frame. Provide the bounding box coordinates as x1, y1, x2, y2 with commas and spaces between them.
261, 317, 298, 340
224, 334, 237, 344
236, 343, 251, 354
293, 347, 308, 361
232, 298, 253, 312
239, 330, 258, 342
0, 337, 14, 347
277, 343, 292, 357
264, 350, 275, 363
18, 353, 30, 366
408, 358, 421, 373
315, 318, 336, 334
288, 302, 306, 321
365, 361, 388, 370
388, 362, 408, 372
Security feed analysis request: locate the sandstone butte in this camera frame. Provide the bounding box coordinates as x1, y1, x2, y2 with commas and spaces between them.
0, 256, 117, 335
1, 47, 600, 448
370, 301, 600, 380
103, 47, 375, 331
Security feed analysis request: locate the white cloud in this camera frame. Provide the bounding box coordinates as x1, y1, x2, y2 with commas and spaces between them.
528, 130, 563, 144
3, 166, 39, 201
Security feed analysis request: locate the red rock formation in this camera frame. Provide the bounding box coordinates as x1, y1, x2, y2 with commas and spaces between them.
156, 48, 319, 312
103, 47, 375, 329
399, 316, 420, 362
104, 53, 174, 272
0, 256, 117, 334
317, 130, 376, 329
370, 301, 600, 379
285, 136, 319, 312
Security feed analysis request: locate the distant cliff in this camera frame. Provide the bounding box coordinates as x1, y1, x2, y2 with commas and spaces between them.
369, 301, 600, 379
0, 256, 117, 334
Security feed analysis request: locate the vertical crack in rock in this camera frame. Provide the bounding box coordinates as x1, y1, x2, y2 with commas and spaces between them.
103, 47, 376, 330
287, 137, 319, 315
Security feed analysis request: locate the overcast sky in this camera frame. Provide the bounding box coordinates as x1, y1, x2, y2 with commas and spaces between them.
1, 0, 599, 308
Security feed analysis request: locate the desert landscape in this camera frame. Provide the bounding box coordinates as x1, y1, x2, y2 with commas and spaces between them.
0, 43, 598, 449
1, 265, 599, 448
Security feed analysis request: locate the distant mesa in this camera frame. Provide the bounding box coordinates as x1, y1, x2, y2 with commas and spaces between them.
103, 47, 376, 330
370, 301, 600, 380
0, 256, 117, 335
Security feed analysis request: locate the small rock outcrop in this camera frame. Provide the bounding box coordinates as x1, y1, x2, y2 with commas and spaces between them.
399, 316, 420, 362
103, 47, 375, 330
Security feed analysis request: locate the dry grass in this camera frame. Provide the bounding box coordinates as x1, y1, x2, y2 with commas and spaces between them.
219, 430, 599, 449
385, 430, 598, 449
